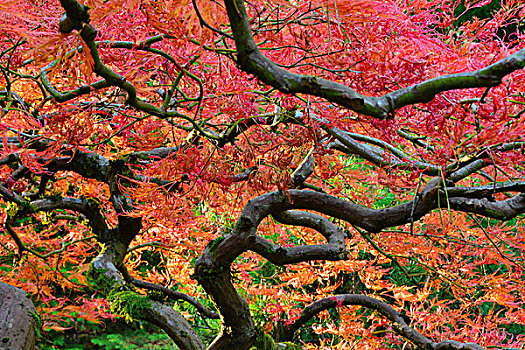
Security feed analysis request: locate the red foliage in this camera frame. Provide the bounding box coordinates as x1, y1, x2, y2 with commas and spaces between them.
0, 0, 524, 348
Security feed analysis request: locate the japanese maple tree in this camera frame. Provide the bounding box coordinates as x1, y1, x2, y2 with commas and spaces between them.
1, 0, 525, 349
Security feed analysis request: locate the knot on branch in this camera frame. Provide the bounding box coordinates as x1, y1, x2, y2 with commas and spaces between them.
59, 13, 82, 33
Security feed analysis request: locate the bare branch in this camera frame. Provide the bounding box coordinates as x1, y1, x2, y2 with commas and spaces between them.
5, 223, 96, 260
192, 0, 233, 39
231, 166, 258, 183
272, 210, 345, 244
252, 237, 346, 265
47, 152, 110, 183
326, 126, 440, 174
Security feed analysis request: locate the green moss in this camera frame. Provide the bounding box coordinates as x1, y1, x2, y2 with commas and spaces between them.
207, 236, 226, 253
31, 311, 42, 339
250, 330, 275, 350
86, 263, 116, 295
108, 290, 151, 323
275, 342, 301, 350
147, 289, 169, 302
249, 328, 301, 350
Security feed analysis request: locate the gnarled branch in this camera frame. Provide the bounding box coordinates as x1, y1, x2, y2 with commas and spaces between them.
223, 0, 525, 119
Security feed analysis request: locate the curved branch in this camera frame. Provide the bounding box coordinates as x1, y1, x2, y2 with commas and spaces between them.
143, 301, 206, 350
345, 132, 425, 165
206, 178, 525, 267
31, 197, 109, 239
274, 294, 485, 350
130, 278, 220, 320
194, 179, 525, 348
223, 0, 525, 119
449, 159, 488, 182
252, 237, 346, 265
47, 152, 110, 183
192, 265, 256, 349
272, 210, 345, 245
192, 0, 233, 39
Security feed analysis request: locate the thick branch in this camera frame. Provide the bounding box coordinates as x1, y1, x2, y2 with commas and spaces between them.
223, 0, 525, 119
31, 197, 109, 239
132, 146, 181, 160
47, 152, 109, 183
89, 244, 205, 350
143, 301, 206, 350
252, 237, 346, 265
208, 187, 431, 267
194, 179, 525, 349
192, 266, 256, 350
271, 210, 344, 245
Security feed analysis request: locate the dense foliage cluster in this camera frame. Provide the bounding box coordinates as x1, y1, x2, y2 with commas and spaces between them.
1, 0, 525, 349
